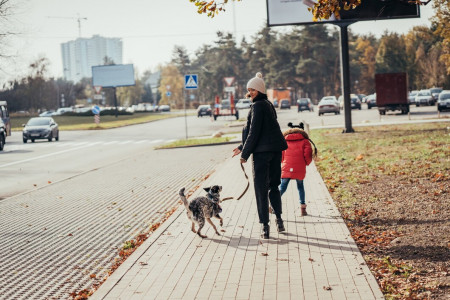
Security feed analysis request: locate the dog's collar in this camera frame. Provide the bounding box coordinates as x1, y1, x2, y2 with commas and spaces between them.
207, 193, 219, 202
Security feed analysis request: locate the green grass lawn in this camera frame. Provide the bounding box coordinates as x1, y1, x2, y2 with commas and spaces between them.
155, 136, 235, 149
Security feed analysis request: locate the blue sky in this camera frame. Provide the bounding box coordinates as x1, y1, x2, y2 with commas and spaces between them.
0, 0, 434, 84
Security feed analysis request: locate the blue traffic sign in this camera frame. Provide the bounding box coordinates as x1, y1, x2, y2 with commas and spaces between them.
166, 91, 172, 97
184, 74, 198, 89
92, 105, 100, 115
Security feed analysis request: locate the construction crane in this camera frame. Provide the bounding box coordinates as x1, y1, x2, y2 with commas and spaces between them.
47, 14, 88, 38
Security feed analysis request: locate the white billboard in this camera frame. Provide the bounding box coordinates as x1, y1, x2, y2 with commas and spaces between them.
92, 64, 135, 87
267, 0, 420, 27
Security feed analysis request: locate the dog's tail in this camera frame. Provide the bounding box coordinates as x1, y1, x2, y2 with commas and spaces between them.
179, 188, 189, 208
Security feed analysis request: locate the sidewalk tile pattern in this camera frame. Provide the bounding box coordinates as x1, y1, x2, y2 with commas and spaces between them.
92, 157, 384, 300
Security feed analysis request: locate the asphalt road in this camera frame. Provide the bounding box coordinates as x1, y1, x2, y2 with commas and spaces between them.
1, 104, 446, 198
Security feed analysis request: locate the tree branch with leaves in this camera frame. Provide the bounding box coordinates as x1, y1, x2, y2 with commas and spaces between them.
189, 0, 431, 20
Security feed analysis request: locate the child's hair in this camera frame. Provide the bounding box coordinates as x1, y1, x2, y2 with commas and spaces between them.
287, 122, 317, 158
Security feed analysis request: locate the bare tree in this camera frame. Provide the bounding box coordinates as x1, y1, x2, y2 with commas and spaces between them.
0, 0, 15, 59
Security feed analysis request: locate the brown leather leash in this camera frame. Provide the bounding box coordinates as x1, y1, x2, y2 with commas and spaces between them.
221, 162, 250, 202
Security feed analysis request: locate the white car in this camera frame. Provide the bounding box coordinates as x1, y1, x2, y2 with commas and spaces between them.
39, 111, 55, 117
415, 90, 436, 106
318, 97, 340, 116
408, 90, 418, 104
235, 99, 252, 109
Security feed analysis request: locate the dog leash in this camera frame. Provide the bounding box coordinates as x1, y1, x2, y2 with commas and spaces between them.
221, 162, 250, 202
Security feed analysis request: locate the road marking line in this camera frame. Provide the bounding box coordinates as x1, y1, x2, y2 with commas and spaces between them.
0, 143, 95, 168
103, 141, 119, 145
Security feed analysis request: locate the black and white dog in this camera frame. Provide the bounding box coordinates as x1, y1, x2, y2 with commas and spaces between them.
179, 185, 223, 238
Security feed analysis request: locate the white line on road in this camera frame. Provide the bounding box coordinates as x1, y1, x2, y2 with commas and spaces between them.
0, 143, 96, 168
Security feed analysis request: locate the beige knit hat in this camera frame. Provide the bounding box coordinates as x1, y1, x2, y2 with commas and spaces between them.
246, 72, 265, 94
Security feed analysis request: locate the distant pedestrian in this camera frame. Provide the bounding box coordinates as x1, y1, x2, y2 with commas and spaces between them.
232, 72, 288, 239
279, 122, 316, 216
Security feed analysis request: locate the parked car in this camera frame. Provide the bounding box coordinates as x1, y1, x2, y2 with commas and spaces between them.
415, 89, 436, 106
280, 99, 291, 109
235, 99, 252, 109
53, 107, 73, 116
338, 94, 361, 110
367, 93, 377, 109
22, 117, 59, 143
321, 96, 338, 104
39, 110, 55, 117
197, 104, 212, 117
297, 98, 313, 112
0, 119, 5, 151
430, 87, 443, 100
357, 94, 367, 103
158, 105, 170, 112
408, 90, 418, 105
318, 97, 340, 116
437, 90, 450, 112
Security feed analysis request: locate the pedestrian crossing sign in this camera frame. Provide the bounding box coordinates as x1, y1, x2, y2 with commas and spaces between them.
184, 74, 198, 89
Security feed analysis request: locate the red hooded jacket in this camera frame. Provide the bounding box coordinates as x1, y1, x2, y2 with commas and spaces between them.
281, 128, 313, 180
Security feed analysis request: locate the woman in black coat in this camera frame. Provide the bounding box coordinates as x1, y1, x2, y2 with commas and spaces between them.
232, 72, 288, 239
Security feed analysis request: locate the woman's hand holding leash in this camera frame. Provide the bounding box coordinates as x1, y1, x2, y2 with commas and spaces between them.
221, 147, 249, 202
232, 147, 241, 158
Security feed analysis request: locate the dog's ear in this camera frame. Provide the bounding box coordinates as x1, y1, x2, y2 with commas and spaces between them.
204, 187, 211, 193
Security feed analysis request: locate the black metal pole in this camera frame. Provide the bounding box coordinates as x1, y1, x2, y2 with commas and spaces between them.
339, 23, 354, 133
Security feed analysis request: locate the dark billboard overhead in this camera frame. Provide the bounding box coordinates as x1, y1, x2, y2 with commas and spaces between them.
267, 0, 420, 27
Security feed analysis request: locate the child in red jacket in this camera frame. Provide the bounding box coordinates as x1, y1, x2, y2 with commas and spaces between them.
279, 122, 316, 216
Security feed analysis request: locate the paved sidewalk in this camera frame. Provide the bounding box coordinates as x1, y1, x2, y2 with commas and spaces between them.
92, 156, 384, 300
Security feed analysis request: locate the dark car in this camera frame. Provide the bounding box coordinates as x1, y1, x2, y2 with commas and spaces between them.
297, 98, 313, 112
366, 94, 377, 109
22, 117, 59, 143
338, 94, 361, 110
280, 99, 291, 109
197, 104, 212, 117
430, 87, 443, 100
437, 90, 450, 112
0, 119, 5, 151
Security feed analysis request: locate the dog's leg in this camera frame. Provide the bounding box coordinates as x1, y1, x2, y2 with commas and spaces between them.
215, 214, 223, 227
191, 222, 196, 233
207, 218, 220, 236
196, 220, 207, 238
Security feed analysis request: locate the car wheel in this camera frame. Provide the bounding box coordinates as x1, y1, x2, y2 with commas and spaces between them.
416, 104, 419, 107
23, 138, 27, 143
31, 139, 35, 143
48, 133, 53, 142
0, 134, 4, 151
55, 133, 59, 141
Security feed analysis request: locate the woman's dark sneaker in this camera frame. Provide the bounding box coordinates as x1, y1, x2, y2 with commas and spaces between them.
262, 224, 270, 239
276, 219, 285, 232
